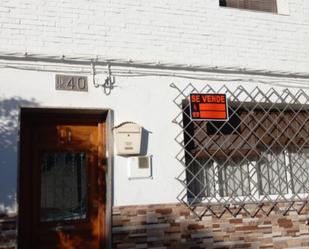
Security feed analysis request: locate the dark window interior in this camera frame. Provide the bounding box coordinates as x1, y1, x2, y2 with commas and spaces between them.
206, 108, 241, 135
219, 0, 277, 13
220, 0, 227, 6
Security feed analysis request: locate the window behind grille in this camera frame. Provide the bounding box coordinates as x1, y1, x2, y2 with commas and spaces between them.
183, 101, 309, 202
219, 0, 277, 13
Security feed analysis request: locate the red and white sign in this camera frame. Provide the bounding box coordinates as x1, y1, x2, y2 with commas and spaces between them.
189, 93, 229, 121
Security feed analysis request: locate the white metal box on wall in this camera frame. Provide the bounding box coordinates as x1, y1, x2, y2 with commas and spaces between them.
113, 122, 142, 155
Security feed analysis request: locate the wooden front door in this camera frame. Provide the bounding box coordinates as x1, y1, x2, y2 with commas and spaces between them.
18, 110, 107, 249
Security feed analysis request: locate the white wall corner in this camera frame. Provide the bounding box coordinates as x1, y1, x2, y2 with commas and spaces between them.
277, 0, 290, 15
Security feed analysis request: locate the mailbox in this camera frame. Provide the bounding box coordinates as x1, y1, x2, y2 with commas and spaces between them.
113, 122, 142, 155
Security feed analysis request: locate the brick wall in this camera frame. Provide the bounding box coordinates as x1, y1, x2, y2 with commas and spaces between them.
0, 0, 308, 73
112, 203, 309, 249
2, 203, 309, 248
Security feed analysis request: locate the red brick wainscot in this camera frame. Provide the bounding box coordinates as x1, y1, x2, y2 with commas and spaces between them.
112, 203, 309, 249
3, 203, 309, 249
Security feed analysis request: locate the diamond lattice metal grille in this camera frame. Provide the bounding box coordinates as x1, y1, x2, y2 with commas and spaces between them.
171, 83, 309, 219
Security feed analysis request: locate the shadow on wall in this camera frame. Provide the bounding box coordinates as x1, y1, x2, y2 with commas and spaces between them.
140, 128, 152, 156
0, 97, 38, 214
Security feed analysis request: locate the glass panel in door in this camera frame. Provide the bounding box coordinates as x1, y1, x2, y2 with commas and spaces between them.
40, 152, 87, 222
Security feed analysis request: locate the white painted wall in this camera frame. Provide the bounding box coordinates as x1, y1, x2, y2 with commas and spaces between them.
1, 67, 187, 211
0, 0, 308, 73
1, 66, 308, 212
0, 0, 309, 211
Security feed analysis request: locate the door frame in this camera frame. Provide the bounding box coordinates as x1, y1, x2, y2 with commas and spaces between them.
17, 107, 113, 249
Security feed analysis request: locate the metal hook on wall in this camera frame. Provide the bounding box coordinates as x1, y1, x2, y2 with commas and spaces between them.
91, 62, 116, 95
103, 64, 116, 95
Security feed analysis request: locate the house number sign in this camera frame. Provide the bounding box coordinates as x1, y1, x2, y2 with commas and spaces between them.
55, 74, 88, 92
